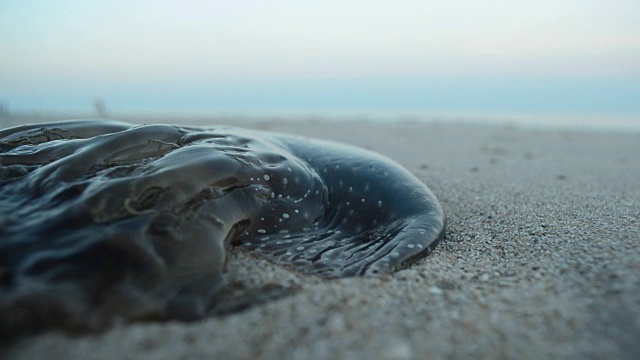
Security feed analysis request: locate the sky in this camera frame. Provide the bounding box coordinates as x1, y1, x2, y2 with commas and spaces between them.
1, 0, 639, 119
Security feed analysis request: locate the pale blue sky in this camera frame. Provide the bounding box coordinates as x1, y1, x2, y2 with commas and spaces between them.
1, 0, 639, 117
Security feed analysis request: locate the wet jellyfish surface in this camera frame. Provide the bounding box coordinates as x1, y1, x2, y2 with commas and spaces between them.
0, 120, 445, 334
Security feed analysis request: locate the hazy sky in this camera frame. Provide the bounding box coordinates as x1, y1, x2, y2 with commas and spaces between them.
1, 0, 639, 115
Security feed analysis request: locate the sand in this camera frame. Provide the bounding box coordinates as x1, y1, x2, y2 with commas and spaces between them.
1, 116, 639, 359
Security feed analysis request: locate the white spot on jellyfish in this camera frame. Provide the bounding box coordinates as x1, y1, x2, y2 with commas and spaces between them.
390, 252, 400, 257
417, 244, 424, 249
261, 236, 270, 241
261, 217, 265, 221
287, 167, 292, 172
407, 244, 415, 249
346, 201, 350, 206
294, 209, 299, 213
419, 230, 426, 235
361, 198, 365, 202
257, 229, 267, 234
296, 246, 305, 251
349, 186, 353, 192
250, 177, 254, 181
283, 213, 290, 219
284, 234, 291, 239
378, 200, 383, 207
309, 249, 317, 253
270, 192, 275, 198
264, 174, 271, 181
283, 178, 288, 185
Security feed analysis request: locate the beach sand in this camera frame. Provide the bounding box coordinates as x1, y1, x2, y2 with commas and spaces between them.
1, 117, 639, 359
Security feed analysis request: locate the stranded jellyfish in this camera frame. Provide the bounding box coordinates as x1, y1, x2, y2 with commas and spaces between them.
0, 120, 445, 334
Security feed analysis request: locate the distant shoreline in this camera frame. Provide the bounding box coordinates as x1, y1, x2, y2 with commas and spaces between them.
2, 110, 639, 134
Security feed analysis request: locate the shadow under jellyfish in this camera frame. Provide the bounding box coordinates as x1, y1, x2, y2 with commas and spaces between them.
0, 120, 445, 335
